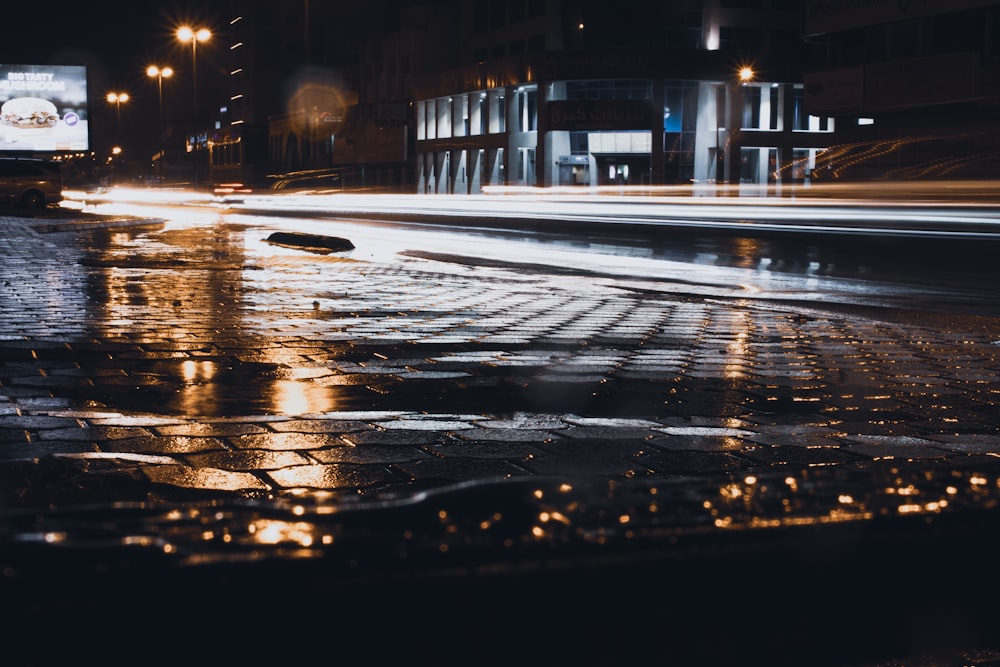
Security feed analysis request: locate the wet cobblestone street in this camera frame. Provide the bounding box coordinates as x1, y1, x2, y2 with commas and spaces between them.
3, 208, 1000, 665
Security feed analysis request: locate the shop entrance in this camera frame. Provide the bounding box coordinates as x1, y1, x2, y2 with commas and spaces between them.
594, 155, 650, 186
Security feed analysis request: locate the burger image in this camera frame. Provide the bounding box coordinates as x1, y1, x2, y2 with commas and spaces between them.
1, 97, 59, 129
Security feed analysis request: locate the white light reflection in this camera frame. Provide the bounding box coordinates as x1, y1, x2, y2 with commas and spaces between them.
209, 185, 1000, 240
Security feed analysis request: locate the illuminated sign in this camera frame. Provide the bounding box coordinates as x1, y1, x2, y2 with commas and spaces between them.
548, 100, 654, 131
0, 64, 89, 153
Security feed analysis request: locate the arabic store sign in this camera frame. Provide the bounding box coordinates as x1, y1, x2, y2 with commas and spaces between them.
549, 100, 653, 131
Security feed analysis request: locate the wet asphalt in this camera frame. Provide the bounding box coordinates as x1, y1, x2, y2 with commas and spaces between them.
2, 204, 1000, 666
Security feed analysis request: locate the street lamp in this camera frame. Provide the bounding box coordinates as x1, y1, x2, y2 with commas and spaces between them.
724, 65, 756, 189
106, 91, 129, 143
176, 26, 210, 114
147, 65, 173, 181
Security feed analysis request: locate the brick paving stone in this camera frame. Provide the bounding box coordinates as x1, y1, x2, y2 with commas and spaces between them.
153, 422, 272, 437
267, 462, 405, 490
392, 457, 531, 482
0, 440, 100, 460
310, 444, 432, 464
142, 464, 270, 492
227, 432, 343, 451
1, 211, 1000, 529
97, 435, 228, 454
185, 449, 313, 470
423, 440, 550, 460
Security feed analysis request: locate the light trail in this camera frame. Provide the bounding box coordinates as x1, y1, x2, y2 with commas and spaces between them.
63, 182, 1000, 240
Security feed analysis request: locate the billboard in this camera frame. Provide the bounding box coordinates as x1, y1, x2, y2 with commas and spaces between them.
0, 64, 88, 153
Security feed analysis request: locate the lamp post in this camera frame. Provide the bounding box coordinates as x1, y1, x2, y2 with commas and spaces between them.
106, 91, 129, 151
146, 65, 173, 182
176, 26, 211, 116
723, 66, 755, 189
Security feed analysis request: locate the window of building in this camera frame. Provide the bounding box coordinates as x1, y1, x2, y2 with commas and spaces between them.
569, 131, 589, 155
664, 23, 702, 49
889, 20, 919, 58
509, 0, 524, 23
491, 44, 506, 59
741, 86, 761, 129
739, 84, 780, 131
566, 80, 651, 100
528, 34, 545, 51
791, 86, 835, 132
488, 89, 506, 134
438, 97, 452, 139
509, 39, 524, 55
720, 26, 763, 54
474, 0, 489, 33
992, 7, 1000, 56
527, 0, 544, 18
473, 93, 486, 135
518, 87, 537, 132
426, 99, 437, 139
490, 0, 506, 29
453, 95, 469, 137
932, 10, 976, 54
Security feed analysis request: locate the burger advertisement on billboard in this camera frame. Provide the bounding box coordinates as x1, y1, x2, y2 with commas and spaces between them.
0, 64, 88, 153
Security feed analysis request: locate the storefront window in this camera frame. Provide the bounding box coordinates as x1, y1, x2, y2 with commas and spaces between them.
517, 87, 537, 132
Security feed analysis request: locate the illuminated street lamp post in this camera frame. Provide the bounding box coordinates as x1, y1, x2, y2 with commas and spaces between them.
176, 26, 211, 116
723, 66, 755, 189
146, 65, 173, 181
106, 91, 129, 143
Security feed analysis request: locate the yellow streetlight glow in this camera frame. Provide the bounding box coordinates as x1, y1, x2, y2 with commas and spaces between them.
177, 25, 211, 112
177, 26, 211, 44
147, 65, 173, 79
106, 91, 129, 143
147, 66, 174, 180
738, 66, 755, 83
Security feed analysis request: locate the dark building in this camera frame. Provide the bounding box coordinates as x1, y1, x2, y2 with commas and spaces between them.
405, 0, 835, 193
803, 0, 1000, 180
201, 0, 1000, 192
192, 1, 372, 187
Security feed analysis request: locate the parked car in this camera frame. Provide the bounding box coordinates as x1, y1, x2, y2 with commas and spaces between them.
0, 157, 63, 209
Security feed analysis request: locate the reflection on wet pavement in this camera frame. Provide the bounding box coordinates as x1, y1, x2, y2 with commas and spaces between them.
4, 210, 1000, 663
3, 215, 1000, 505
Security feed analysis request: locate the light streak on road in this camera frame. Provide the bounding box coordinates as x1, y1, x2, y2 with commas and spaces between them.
63, 181, 1000, 241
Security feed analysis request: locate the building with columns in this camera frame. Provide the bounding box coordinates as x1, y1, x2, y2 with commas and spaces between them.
408, 0, 838, 193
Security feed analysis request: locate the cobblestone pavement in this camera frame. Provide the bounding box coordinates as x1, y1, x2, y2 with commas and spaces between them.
3, 207, 1000, 665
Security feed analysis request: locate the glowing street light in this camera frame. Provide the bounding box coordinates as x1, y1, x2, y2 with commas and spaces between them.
146, 65, 173, 119
176, 26, 211, 113
738, 66, 755, 84
106, 91, 129, 142
147, 66, 173, 181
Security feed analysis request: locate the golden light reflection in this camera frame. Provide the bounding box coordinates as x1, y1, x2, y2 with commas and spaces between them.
181, 359, 216, 382
248, 519, 316, 547
272, 379, 337, 416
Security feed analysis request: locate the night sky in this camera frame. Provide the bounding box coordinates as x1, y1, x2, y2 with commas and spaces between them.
4, 3, 231, 91
2, 1, 427, 96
